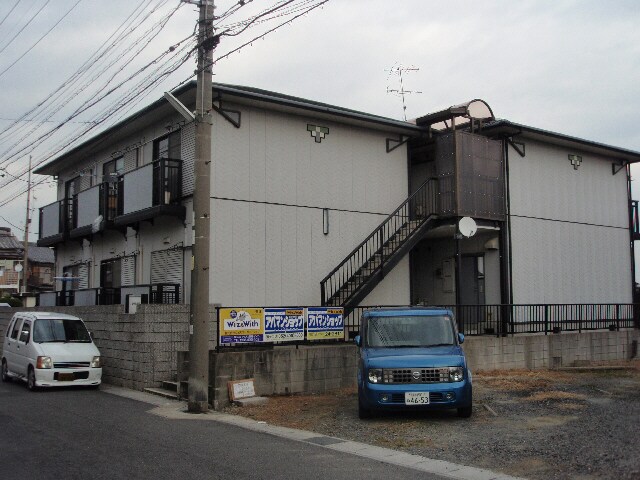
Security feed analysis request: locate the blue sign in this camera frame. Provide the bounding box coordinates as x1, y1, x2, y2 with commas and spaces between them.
307, 307, 344, 340
264, 308, 305, 342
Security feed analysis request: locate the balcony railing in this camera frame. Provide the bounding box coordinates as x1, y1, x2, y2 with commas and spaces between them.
114, 158, 184, 227
37, 199, 67, 246
69, 182, 119, 239
38, 284, 181, 307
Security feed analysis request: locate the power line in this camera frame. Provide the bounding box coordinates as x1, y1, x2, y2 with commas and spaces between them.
0, 0, 50, 55
0, 0, 82, 80
0, 0, 21, 29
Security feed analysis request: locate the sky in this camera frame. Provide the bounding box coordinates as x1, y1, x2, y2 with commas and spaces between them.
0, 0, 639, 242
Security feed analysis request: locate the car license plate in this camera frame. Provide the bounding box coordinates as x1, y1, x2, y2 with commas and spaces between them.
57, 373, 74, 381
405, 392, 429, 405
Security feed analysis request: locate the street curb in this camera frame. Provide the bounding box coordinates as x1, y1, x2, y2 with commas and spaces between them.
102, 385, 524, 480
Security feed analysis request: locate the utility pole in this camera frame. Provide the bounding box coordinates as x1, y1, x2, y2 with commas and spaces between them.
22, 155, 32, 295
188, 0, 215, 413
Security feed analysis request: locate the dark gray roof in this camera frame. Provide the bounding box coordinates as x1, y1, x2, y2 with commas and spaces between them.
0, 234, 22, 251
28, 246, 54, 264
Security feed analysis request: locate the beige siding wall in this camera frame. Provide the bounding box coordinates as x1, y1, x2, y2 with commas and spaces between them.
210, 104, 410, 306
507, 139, 632, 303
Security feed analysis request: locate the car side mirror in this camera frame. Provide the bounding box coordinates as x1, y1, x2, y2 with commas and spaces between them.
354, 335, 362, 347
458, 333, 465, 344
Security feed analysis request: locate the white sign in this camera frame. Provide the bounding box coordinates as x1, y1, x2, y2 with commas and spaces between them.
228, 379, 256, 401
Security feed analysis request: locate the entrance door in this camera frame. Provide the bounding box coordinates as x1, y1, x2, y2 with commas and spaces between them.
459, 255, 486, 328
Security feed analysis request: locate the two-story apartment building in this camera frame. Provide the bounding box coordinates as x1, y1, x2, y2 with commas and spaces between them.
34, 82, 640, 317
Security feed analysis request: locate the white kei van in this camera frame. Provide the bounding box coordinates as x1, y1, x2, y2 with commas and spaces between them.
2, 312, 102, 390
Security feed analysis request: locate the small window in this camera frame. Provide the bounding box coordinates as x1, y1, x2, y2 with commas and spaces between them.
153, 131, 181, 161
103, 157, 124, 181
10, 318, 22, 340
19, 321, 31, 343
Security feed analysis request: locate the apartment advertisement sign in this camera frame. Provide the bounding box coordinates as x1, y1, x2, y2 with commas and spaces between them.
219, 308, 264, 345
264, 308, 304, 342
306, 307, 344, 340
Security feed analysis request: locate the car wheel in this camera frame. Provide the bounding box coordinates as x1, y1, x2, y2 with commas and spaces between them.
358, 397, 372, 419
1, 360, 10, 383
457, 405, 473, 418
27, 367, 37, 391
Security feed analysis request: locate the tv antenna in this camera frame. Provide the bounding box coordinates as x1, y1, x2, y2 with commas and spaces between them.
386, 63, 422, 121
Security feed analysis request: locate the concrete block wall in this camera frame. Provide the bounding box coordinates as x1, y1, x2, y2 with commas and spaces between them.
0, 305, 212, 390
463, 329, 640, 371
208, 344, 358, 409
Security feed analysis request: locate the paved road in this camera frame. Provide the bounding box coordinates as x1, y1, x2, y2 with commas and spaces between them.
0, 381, 452, 480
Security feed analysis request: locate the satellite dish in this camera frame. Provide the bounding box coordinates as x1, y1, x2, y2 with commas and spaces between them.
92, 215, 104, 234
458, 217, 477, 237
14, 264, 23, 273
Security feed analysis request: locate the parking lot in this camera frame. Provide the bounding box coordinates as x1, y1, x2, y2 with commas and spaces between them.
224, 361, 640, 479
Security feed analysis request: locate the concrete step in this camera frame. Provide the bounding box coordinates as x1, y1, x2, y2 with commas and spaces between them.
162, 380, 178, 392
143, 387, 180, 400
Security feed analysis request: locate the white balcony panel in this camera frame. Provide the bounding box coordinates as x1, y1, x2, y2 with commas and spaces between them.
76, 185, 101, 228
41, 202, 61, 238
39, 292, 56, 306
123, 164, 153, 214
74, 289, 97, 306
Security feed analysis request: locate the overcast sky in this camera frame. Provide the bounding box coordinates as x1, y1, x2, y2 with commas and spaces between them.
1, 0, 639, 242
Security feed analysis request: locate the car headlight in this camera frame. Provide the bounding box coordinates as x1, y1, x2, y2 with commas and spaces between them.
36, 356, 52, 369
90, 356, 101, 368
449, 367, 464, 382
368, 368, 383, 383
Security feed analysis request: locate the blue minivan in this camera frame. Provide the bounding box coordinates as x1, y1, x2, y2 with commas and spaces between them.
355, 307, 472, 419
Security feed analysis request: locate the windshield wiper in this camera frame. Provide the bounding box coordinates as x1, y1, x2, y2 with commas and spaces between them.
423, 343, 454, 347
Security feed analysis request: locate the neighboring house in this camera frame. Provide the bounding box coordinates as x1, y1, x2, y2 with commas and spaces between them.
33, 82, 640, 314
26, 243, 55, 292
0, 228, 54, 294
0, 227, 23, 294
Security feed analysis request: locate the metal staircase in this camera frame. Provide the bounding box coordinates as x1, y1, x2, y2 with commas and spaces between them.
321, 178, 440, 315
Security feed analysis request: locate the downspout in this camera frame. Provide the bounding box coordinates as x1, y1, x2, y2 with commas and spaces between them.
500, 139, 514, 336
627, 164, 636, 302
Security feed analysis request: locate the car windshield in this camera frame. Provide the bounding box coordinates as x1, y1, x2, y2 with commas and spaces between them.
32, 319, 91, 343
366, 314, 455, 348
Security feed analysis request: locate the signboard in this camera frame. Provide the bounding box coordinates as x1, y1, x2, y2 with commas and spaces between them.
219, 308, 264, 345
264, 308, 304, 342
228, 379, 256, 401
306, 307, 344, 340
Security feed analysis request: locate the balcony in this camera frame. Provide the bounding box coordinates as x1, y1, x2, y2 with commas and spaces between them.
70, 183, 118, 239
37, 199, 67, 246
114, 158, 185, 228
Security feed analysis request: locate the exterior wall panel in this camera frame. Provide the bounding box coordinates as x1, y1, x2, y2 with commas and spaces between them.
508, 140, 632, 303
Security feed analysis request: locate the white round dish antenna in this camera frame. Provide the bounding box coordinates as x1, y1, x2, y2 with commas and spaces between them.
458, 217, 477, 237
14, 264, 23, 273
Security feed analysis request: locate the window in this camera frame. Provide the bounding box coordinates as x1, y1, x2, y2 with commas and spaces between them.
153, 131, 181, 160
19, 321, 31, 343
10, 318, 22, 340
33, 318, 91, 343
100, 258, 121, 289
103, 157, 124, 181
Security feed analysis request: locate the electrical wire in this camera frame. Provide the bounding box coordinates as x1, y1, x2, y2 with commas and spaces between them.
0, 0, 330, 205
0, 0, 21, 29
0, 0, 50, 55
0, 0, 82, 80
0, 1, 184, 168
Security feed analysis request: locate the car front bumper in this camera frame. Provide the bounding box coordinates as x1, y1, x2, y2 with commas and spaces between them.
34, 367, 102, 387
359, 380, 472, 410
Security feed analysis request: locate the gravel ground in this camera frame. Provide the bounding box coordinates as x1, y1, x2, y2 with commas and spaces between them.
223, 360, 640, 480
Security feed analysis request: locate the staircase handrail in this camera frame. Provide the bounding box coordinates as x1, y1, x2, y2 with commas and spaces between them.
320, 178, 439, 304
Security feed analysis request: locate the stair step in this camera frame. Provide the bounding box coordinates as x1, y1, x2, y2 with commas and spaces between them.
144, 387, 180, 400
162, 380, 178, 392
